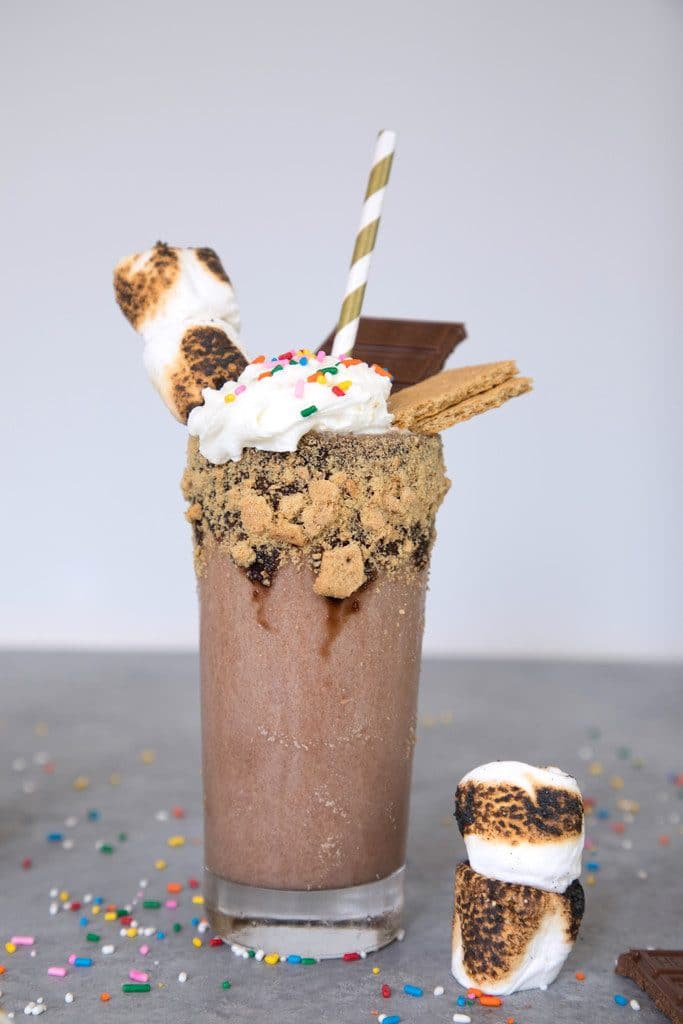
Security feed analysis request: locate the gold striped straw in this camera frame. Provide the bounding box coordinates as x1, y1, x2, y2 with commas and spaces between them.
331, 129, 397, 356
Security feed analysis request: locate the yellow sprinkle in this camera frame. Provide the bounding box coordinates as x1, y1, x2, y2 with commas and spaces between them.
104, 912, 117, 921
73, 775, 90, 791
59, 891, 69, 902
264, 953, 280, 965
126, 927, 138, 938
372, 966, 380, 975
586, 874, 596, 886
610, 775, 625, 790
139, 749, 156, 764
224, 393, 236, 403
154, 859, 167, 871
338, 379, 352, 391
588, 761, 603, 776
5, 942, 16, 954
109, 772, 122, 786
191, 895, 204, 905
167, 835, 186, 848
192, 937, 202, 948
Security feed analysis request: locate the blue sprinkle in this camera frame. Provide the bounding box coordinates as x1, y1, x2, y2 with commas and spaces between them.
299, 357, 308, 365
191, 917, 200, 927
586, 861, 601, 871
457, 995, 467, 1006
403, 984, 423, 997
286, 955, 302, 964
384, 1017, 401, 1024
597, 808, 611, 820
156, 931, 165, 940
614, 994, 628, 1006
79, 916, 88, 927
46, 832, 63, 842
93, 896, 104, 905
87, 809, 101, 821
74, 957, 93, 967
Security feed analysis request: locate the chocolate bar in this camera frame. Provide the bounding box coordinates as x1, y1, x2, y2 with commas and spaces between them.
616, 949, 683, 1024
322, 316, 466, 391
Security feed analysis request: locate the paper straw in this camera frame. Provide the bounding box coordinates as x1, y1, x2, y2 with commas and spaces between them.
331, 130, 396, 356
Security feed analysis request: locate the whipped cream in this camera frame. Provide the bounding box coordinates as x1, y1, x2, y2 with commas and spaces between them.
187, 350, 394, 463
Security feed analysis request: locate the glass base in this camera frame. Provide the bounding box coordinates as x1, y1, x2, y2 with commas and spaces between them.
204, 865, 405, 959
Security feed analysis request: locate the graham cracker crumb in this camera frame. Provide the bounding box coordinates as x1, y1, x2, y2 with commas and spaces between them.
182, 430, 449, 597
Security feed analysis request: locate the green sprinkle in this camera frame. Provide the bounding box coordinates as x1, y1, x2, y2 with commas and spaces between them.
301, 957, 316, 965
271, 363, 284, 373
122, 983, 151, 993
172, 922, 182, 933
99, 843, 114, 854
617, 746, 631, 759
118, 832, 127, 841
320, 365, 338, 375
143, 900, 161, 909
86, 933, 100, 942
221, 979, 232, 989
247, 949, 256, 958
300, 405, 318, 418
116, 908, 128, 917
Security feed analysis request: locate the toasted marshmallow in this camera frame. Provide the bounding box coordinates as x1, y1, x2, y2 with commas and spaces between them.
114, 242, 247, 422
455, 761, 584, 893
452, 862, 585, 994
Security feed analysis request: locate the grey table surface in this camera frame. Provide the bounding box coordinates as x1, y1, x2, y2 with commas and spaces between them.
0, 652, 681, 1024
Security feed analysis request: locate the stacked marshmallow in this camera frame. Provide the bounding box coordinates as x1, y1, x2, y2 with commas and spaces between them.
114, 242, 247, 422
452, 761, 585, 995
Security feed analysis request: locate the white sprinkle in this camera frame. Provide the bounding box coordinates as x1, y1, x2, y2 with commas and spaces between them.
143, 927, 155, 937
360, 950, 367, 959
622, 839, 633, 850
139, 879, 149, 889
64, 993, 74, 1003
83, 894, 92, 904
630, 998, 640, 1010
378, 1016, 387, 1023
397, 929, 405, 941
155, 810, 169, 822
101, 944, 115, 955
34, 752, 50, 765
12, 757, 27, 772
197, 922, 209, 934
49, 888, 58, 899
49, 902, 58, 916
178, 971, 188, 983
453, 1015, 471, 1023
62, 839, 74, 851
434, 985, 445, 996
30, 950, 37, 958
64, 816, 78, 828
255, 949, 265, 961
23, 1003, 35, 1015
32, 1007, 47, 1016
119, 929, 127, 937
23, 780, 36, 794
637, 869, 648, 880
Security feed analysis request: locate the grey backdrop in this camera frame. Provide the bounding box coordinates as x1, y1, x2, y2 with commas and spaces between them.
2, 0, 682, 658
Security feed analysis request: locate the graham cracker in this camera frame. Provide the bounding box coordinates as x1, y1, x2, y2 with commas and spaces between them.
388, 361, 532, 435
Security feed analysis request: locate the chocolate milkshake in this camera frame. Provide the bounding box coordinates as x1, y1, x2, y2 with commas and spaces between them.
113, 240, 531, 958
183, 429, 448, 955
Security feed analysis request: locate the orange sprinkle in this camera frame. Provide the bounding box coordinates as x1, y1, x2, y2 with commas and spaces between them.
167, 882, 183, 893
506, 1018, 516, 1024
480, 996, 503, 1007
257, 370, 272, 381
0, 964, 6, 974
100, 992, 111, 1002
576, 971, 586, 981
659, 835, 670, 845
252, 355, 266, 364
371, 363, 392, 378
341, 357, 363, 366
466, 988, 483, 998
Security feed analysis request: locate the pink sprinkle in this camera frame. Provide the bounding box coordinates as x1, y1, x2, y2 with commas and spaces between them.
68, 954, 77, 965
129, 969, 149, 983
48, 966, 67, 978
316, 350, 326, 361
294, 379, 305, 399
139, 944, 150, 956
11, 936, 35, 946
165, 899, 178, 909
234, 384, 246, 395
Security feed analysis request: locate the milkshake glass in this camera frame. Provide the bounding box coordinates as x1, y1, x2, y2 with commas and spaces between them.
182, 429, 449, 957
